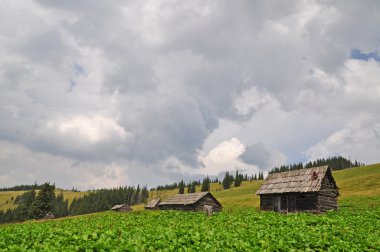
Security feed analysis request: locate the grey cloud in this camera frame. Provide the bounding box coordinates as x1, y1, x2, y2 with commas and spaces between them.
239, 143, 271, 169
0, 0, 380, 188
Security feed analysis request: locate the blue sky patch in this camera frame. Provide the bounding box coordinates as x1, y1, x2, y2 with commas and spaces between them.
350, 48, 380, 62
72, 63, 85, 75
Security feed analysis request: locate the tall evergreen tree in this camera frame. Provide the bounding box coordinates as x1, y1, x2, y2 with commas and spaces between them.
133, 185, 141, 205
31, 182, 56, 218
201, 176, 210, 192
178, 180, 185, 194
222, 172, 231, 189
187, 181, 191, 193
234, 170, 243, 187
141, 186, 149, 204
190, 181, 196, 193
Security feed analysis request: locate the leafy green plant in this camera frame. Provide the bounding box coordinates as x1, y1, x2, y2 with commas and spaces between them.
0, 208, 379, 251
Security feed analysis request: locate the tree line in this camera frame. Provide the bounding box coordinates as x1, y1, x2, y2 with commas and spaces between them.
269, 156, 364, 174
0, 183, 149, 224
0, 183, 46, 191
69, 185, 148, 216
175, 170, 265, 194
221, 170, 264, 190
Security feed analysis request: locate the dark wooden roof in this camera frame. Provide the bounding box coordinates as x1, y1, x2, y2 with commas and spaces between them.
145, 199, 161, 208
256, 166, 337, 195
158, 192, 222, 206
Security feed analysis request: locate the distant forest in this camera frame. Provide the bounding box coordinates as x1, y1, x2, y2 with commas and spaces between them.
0, 184, 46, 191
269, 156, 364, 174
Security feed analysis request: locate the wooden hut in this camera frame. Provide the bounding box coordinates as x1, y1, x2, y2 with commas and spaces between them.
110, 204, 133, 212
145, 199, 161, 210
158, 192, 222, 212
256, 166, 339, 213
42, 212, 55, 220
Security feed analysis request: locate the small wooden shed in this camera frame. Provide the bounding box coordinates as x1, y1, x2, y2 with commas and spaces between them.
256, 166, 339, 213
42, 212, 55, 220
145, 199, 161, 210
110, 204, 133, 212
158, 192, 222, 212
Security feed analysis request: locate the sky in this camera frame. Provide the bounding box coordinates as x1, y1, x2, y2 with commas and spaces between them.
1, 0, 380, 190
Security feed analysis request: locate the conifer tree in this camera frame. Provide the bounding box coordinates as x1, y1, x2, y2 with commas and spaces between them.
222, 172, 231, 189
190, 181, 196, 193
187, 182, 191, 193
201, 176, 210, 192
234, 170, 242, 187
178, 180, 185, 194
32, 182, 56, 218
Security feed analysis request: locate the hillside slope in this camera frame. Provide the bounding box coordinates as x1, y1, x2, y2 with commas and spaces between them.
0, 190, 86, 211
1, 163, 380, 211
146, 163, 380, 210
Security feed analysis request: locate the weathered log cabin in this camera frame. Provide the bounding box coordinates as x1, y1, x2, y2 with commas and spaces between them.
158, 192, 223, 212
256, 166, 339, 213
110, 204, 133, 212
144, 199, 161, 210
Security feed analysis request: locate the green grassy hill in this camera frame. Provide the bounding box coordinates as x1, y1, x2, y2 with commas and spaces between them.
0, 189, 86, 211
146, 163, 380, 210
1, 163, 380, 212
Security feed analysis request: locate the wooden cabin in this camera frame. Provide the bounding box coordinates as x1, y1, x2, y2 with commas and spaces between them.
158, 192, 223, 212
110, 204, 133, 212
42, 212, 55, 220
256, 166, 339, 213
144, 199, 161, 210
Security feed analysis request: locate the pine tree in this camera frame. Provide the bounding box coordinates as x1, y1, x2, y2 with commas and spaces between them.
190, 181, 196, 193
234, 170, 242, 187
141, 186, 149, 204
187, 182, 191, 193
32, 182, 56, 218
178, 180, 185, 194
133, 185, 141, 204
201, 176, 210, 192
222, 172, 231, 189
53, 193, 68, 218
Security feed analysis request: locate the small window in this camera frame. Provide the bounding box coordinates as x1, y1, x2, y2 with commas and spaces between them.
300, 195, 305, 198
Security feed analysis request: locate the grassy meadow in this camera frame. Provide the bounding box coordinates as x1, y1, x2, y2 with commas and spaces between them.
2, 163, 380, 212
145, 163, 380, 210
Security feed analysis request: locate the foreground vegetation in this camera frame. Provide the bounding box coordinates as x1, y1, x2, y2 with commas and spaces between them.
0, 163, 379, 250
1, 208, 379, 251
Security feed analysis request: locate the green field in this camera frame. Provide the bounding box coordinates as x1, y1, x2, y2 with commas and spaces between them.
1, 209, 379, 251
1, 164, 380, 251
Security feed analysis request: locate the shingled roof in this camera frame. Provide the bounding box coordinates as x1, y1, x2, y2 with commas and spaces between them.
158, 192, 221, 206
145, 199, 161, 208
256, 166, 337, 195
110, 204, 132, 210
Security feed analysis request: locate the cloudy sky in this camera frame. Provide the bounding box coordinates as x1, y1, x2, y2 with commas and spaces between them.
1, 0, 380, 189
